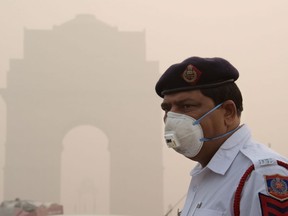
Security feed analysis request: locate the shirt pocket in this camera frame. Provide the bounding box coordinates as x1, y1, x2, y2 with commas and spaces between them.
191, 208, 225, 216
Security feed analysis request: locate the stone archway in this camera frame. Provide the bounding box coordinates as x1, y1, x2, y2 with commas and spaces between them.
2, 14, 163, 216
61, 125, 110, 214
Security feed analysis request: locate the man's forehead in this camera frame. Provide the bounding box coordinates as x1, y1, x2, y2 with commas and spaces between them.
162, 90, 203, 103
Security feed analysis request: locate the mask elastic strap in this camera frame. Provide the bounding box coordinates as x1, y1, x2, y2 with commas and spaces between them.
200, 126, 240, 142
193, 103, 223, 125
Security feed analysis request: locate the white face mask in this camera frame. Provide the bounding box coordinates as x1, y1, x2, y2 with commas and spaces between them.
164, 103, 223, 158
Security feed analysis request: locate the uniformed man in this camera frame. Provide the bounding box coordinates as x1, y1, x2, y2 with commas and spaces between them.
155, 56, 288, 216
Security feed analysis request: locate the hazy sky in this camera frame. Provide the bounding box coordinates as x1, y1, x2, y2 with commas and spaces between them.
1, 0, 288, 214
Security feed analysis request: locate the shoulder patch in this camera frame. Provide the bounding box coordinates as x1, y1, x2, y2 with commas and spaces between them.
259, 193, 288, 216
264, 174, 288, 201
234, 160, 288, 216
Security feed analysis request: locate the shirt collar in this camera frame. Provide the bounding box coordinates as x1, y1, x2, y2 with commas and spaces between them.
191, 124, 251, 176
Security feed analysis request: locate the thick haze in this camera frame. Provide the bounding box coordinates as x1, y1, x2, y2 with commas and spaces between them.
1, 0, 288, 215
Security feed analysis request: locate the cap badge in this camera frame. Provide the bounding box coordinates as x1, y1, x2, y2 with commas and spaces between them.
182, 64, 202, 84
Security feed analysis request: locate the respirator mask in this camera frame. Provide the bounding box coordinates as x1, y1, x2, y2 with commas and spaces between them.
164, 103, 223, 158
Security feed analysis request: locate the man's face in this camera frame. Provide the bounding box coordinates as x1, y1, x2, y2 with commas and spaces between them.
161, 90, 226, 141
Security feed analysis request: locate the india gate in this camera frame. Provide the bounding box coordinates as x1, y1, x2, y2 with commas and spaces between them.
1, 14, 163, 216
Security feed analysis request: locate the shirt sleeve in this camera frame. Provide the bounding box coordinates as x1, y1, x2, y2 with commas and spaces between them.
238, 163, 288, 216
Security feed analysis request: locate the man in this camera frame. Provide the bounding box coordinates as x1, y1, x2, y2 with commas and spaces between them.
155, 56, 288, 216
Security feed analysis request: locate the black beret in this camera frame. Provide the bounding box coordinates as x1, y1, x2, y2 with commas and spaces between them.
155, 56, 239, 97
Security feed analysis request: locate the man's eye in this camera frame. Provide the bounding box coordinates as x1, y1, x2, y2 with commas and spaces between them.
182, 104, 195, 111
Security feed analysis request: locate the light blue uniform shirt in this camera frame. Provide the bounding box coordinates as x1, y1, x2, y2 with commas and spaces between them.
180, 124, 288, 216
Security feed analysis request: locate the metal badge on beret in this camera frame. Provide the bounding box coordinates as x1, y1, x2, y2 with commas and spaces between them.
182, 64, 202, 85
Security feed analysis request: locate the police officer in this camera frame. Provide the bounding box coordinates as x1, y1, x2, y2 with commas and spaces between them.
155, 56, 288, 215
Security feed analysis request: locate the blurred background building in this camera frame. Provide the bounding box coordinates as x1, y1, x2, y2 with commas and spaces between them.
1, 15, 163, 216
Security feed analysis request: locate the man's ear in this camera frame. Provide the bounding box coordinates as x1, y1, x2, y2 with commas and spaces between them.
222, 100, 238, 125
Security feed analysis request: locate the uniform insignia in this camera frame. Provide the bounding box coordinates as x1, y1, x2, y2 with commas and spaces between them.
182, 64, 202, 84
259, 193, 288, 216
265, 174, 288, 201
